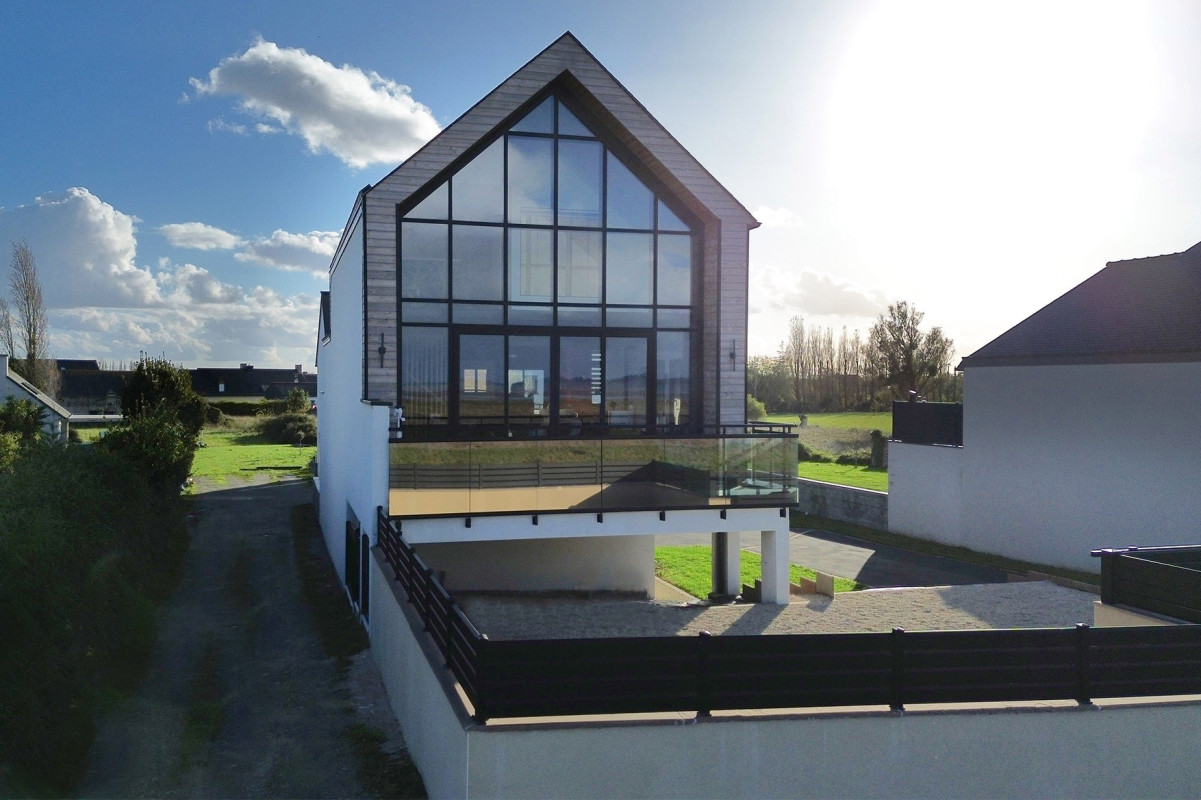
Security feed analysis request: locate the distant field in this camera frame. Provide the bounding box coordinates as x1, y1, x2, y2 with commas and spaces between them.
762, 411, 892, 436
190, 425, 315, 487
798, 462, 888, 492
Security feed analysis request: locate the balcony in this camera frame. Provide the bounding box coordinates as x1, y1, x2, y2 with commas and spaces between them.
387, 425, 797, 519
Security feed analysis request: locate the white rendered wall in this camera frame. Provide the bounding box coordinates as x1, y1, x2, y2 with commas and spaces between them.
887, 443, 963, 546
960, 362, 1201, 572
415, 536, 655, 594
368, 548, 1201, 800
317, 223, 391, 581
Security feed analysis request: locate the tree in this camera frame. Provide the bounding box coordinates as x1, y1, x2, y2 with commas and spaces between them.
1, 240, 57, 397
781, 316, 807, 412
120, 356, 207, 441
867, 301, 955, 399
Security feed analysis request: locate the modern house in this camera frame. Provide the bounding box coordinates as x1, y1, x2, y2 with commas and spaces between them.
889, 241, 1201, 572
1, 354, 71, 442
314, 32, 797, 618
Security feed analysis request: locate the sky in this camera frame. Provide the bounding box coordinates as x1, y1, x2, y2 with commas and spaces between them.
3, 0, 1201, 370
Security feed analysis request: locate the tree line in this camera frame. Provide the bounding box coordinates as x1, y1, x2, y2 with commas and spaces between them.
749, 302, 962, 414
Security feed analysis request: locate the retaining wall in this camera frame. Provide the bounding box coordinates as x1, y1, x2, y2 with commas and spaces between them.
796, 478, 887, 530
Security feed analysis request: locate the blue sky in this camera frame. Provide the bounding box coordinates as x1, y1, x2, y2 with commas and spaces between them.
3, 0, 1201, 369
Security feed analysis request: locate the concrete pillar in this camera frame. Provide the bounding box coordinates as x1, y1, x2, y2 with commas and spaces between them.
760, 527, 790, 605
710, 531, 740, 599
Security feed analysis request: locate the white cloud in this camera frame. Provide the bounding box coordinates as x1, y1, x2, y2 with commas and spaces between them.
236, 229, 340, 276
753, 206, 804, 228
207, 116, 248, 136
749, 264, 886, 319
160, 221, 245, 250
190, 38, 442, 168
0, 187, 162, 307
1, 187, 321, 367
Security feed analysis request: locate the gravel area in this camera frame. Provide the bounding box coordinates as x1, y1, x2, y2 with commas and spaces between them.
458, 581, 1098, 640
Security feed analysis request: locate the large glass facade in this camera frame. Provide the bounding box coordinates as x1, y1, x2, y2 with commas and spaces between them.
398, 93, 696, 438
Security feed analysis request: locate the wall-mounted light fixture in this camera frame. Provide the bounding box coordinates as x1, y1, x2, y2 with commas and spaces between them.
378, 333, 387, 367
728, 338, 737, 371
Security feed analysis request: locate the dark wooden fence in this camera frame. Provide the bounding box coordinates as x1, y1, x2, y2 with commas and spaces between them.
378, 509, 1201, 723
891, 401, 963, 447
1094, 545, 1201, 624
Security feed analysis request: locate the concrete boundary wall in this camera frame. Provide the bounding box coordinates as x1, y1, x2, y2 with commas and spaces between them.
367, 549, 1201, 799
887, 442, 964, 545
796, 478, 887, 530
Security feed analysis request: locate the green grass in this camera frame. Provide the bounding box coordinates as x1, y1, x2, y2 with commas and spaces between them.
655, 545, 863, 599
798, 461, 888, 492
191, 425, 315, 486
72, 425, 108, 443
762, 411, 892, 435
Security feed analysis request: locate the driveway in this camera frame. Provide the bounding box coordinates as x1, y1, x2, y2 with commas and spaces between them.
79, 478, 407, 799
658, 525, 1010, 588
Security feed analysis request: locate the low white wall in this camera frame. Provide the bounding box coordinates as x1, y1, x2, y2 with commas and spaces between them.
887, 443, 963, 545
368, 549, 1201, 800
415, 535, 655, 595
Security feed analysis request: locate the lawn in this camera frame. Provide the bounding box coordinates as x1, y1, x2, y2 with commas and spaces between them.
190, 425, 315, 487
798, 461, 888, 492
654, 545, 863, 599
762, 410, 892, 436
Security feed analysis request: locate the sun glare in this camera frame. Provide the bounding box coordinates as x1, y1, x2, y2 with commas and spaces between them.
824, 0, 1161, 305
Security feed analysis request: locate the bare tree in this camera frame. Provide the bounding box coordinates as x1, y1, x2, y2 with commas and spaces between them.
4, 240, 57, 396
781, 316, 807, 412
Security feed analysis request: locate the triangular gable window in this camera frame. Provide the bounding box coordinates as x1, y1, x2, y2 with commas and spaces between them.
557, 102, 591, 137
510, 96, 555, 134
403, 182, 447, 220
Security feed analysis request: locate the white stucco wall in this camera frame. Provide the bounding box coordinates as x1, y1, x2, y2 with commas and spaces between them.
317, 219, 391, 581
368, 549, 1201, 800
414, 536, 655, 594
960, 362, 1201, 572
887, 443, 963, 546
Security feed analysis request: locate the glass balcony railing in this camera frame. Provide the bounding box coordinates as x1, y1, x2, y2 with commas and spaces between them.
387, 425, 797, 518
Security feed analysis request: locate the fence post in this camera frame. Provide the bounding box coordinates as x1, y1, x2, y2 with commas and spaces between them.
890, 627, 905, 712
1075, 623, 1093, 706
697, 630, 712, 718
444, 596, 455, 668
421, 567, 435, 631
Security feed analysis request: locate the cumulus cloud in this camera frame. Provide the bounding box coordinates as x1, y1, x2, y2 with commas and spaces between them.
190, 38, 442, 168
0, 187, 162, 307
749, 264, 887, 319
236, 229, 340, 276
160, 221, 245, 250
753, 206, 804, 228
159, 262, 245, 304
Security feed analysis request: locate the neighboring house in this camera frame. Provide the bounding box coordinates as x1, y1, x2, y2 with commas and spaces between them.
316, 33, 797, 613
1, 353, 70, 442
57, 362, 317, 413
889, 241, 1201, 572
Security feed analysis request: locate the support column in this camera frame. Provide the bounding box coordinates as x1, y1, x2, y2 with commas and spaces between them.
760, 526, 790, 605
710, 531, 740, 600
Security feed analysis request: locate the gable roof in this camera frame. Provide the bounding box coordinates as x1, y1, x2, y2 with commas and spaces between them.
1, 354, 71, 419
369, 32, 757, 227
960, 241, 1201, 369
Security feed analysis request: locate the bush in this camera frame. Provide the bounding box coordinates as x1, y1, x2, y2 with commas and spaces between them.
283, 386, 311, 414
208, 400, 265, 417
0, 446, 188, 793
746, 394, 766, 421
121, 357, 206, 440
797, 442, 835, 463
259, 411, 317, 445
96, 407, 196, 494
835, 448, 872, 466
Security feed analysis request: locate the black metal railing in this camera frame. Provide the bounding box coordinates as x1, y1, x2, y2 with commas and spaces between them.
1093, 545, 1201, 623
891, 401, 963, 447
378, 509, 1201, 723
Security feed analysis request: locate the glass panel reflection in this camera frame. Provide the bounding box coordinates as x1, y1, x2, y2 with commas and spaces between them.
509, 228, 553, 303
452, 225, 503, 301
657, 199, 689, 231
401, 326, 448, 424
508, 137, 554, 225
401, 222, 448, 299
557, 230, 601, 302
605, 232, 653, 305
459, 335, 505, 427
510, 96, 554, 134
557, 139, 602, 227
605, 337, 647, 433
559, 336, 602, 433
656, 234, 691, 305
657, 331, 689, 429
451, 139, 504, 223
405, 182, 448, 220
557, 101, 593, 137
606, 153, 653, 229
401, 302, 447, 323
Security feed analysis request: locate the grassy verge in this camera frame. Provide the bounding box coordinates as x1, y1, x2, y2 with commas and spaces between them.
345, 723, 426, 799
762, 411, 892, 435
291, 504, 368, 671
798, 462, 887, 492
791, 512, 1100, 588
655, 546, 863, 599
191, 424, 315, 487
